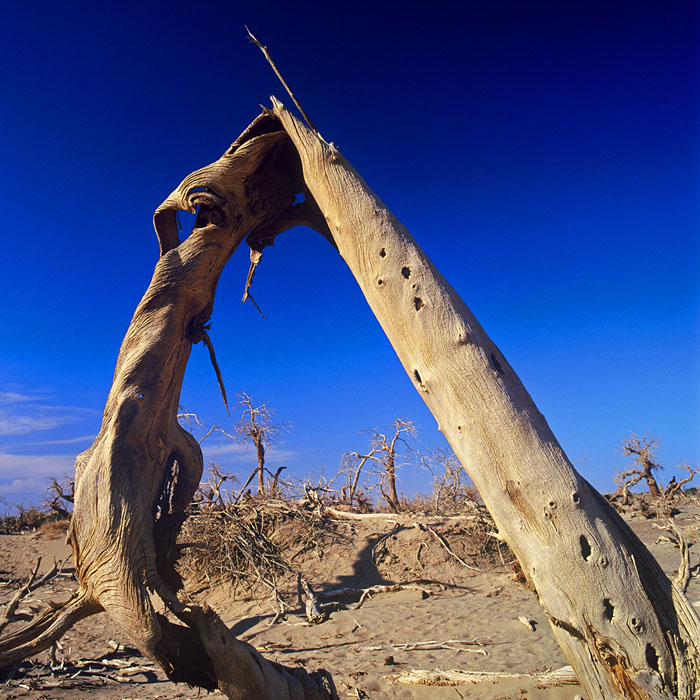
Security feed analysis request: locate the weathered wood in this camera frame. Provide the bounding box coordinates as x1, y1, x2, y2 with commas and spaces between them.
0, 112, 338, 700
394, 665, 578, 687
272, 100, 700, 700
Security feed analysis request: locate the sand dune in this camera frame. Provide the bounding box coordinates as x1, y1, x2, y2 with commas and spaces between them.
1, 504, 698, 699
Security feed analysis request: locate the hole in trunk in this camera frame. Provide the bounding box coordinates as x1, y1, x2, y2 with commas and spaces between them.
579, 535, 592, 560
401, 266, 411, 279
177, 210, 197, 241
379, 248, 386, 258
603, 598, 614, 620
645, 643, 659, 672
194, 203, 227, 228
413, 297, 424, 311
413, 369, 422, 385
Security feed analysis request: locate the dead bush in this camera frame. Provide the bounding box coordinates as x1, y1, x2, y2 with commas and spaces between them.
38, 519, 70, 539
177, 497, 342, 602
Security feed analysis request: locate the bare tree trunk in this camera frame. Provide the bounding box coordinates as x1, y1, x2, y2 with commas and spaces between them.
256, 432, 266, 495
385, 451, 399, 513
0, 112, 337, 700
645, 472, 662, 499
272, 100, 700, 700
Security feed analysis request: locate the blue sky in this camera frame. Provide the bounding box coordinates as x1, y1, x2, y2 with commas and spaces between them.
1, 1, 698, 508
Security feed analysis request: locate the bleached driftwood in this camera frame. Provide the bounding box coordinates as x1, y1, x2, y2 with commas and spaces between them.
0, 560, 41, 635
323, 506, 480, 524
318, 583, 431, 610
357, 637, 491, 655
272, 100, 700, 699
518, 615, 537, 632
394, 665, 578, 687
302, 579, 327, 623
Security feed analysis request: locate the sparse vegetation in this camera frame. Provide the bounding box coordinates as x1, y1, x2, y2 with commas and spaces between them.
340, 419, 417, 512
608, 432, 699, 518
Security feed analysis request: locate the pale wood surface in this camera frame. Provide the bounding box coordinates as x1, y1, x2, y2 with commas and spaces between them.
272, 99, 700, 700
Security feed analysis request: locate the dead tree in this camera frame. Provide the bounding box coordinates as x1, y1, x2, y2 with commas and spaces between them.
420, 448, 478, 514
0, 113, 337, 700
665, 463, 699, 501
44, 476, 74, 521
270, 101, 700, 699
235, 393, 286, 495
618, 433, 664, 499
344, 419, 416, 512
2, 94, 699, 698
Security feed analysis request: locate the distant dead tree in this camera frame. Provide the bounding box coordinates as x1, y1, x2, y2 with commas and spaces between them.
419, 448, 479, 514
343, 419, 416, 512
196, 463, 236, 506
177, 407, 233, 445
617, 433, 663, 499
44, 476, 74, 520
235, 393, 287, 496
665, 463, 699, 501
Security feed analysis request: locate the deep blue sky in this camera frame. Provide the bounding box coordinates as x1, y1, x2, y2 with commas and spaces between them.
1, 1, 698, 508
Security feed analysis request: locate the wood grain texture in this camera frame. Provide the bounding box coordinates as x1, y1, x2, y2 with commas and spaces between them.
0, 112, 337, 700
272, 99, 700, 700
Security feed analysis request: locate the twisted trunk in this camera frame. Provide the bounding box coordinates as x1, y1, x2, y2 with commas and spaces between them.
4, 99, 698, 700
0, 112, 337, 700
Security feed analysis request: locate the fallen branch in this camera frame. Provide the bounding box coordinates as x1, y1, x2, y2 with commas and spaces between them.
357, 636, 493, 655
323, 507, 479, 526
393, 665, 578, 687
0, 560, 41, 634
422, 525, 481, 572
30, 557, 71, 591
660, 520, 694, 593
356, 584, 428, 610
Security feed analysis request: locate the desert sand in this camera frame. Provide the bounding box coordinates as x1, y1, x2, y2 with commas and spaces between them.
1, 505, 698, 700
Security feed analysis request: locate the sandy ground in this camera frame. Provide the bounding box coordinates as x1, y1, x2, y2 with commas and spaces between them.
1, 506, 699, 700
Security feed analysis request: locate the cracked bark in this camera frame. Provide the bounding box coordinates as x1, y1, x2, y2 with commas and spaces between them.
0, 112, 337, 700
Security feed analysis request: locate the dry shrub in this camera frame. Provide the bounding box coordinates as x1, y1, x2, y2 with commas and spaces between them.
177, 498, 340, 601
38, 519, 70, 539
449, 513, 511, 568
683, 521, 700, 546
0, 507, 49, 533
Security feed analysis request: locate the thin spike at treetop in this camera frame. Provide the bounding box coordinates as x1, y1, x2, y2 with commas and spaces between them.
245, 26, 322, 137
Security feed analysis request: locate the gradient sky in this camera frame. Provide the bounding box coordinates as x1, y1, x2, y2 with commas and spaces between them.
1, 1, 698, 508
